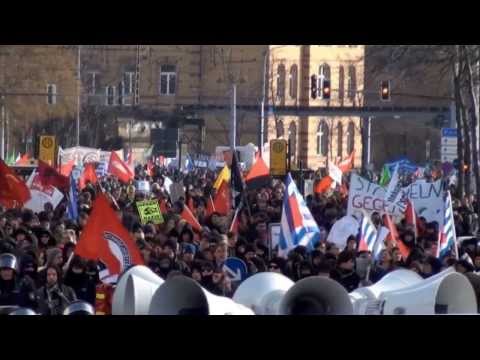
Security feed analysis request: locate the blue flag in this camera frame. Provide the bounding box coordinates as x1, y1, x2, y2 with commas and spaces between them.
67, 174, 79, 221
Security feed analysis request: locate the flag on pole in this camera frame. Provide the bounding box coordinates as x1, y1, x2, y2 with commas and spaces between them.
314, 176, 334, 194
213, 166, 231, 190
358, 212, 378, 252
384, 212, 411, 260
181, 204, 202, 233
0, 158, 31, 207
108, 151, 135, 183
75, 193, 144, 284
37, 160, 70, 192
437, 191, 458, 260
213, 180, 231, 216
79, 163, 98, 190
278, 174, 320, 258
338, 150, 356, 173
245, 155, 270, 190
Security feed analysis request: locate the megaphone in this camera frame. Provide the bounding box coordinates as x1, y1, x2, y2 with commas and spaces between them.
279, 276, 354, 315
112, 266, 164, 315
149, 275, 254, 315
233, 273, 354, 315
378, 267, 478, 315
233, 272, 295, 315
350, 269, 424, 315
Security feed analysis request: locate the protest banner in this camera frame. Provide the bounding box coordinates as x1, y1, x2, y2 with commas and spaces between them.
24, 172, 64, 213
136, 200, 164, 225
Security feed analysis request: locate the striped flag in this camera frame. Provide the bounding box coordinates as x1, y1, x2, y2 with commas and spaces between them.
278, 174, 320, 258
358, 212, 378, 252
437, 191, 458, 259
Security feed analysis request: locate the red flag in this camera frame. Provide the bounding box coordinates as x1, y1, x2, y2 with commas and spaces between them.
75, 194, 144, 281
181, 205, 202, 233
213, 180, 232, 216
60, 159, 75, 177
0, 158, 31, 206
338, 150, 355, 174
146, 160, 154, 177
206, 195, 216, 217
37, 160, 70, 192
159, 199, 170, 214
79, 163, 98, 190
314, 176, 333, 194
108, 151, 134, 183
384, 212, 411, 259
229, 207, 241, 234
405, 199, 418, 238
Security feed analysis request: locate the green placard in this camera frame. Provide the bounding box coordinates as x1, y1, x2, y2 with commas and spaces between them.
136, 200, 164, 225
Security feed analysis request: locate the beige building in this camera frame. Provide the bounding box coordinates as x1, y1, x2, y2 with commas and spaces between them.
1, 45, 365, 170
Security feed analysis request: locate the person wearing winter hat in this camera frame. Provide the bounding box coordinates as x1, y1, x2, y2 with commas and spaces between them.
0, 253, 36, 310
63, 256, 96, 306
329, 251, 360, 292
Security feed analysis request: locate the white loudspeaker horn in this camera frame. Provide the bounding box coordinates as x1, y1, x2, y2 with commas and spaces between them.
233, 273, 295, 315
149, 275, 254, 315
279, 276, 354, 315
378, 268, 478, 315
112, 266, 164, 315
350, 269, 424, 315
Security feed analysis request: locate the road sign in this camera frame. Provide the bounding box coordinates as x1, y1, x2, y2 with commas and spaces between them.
441, 128, 458, 164
223, 257, 248, 283
39, 135, 56, 166
270, 140, 287, 176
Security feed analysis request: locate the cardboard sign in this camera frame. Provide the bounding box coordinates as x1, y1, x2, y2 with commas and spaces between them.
39, 136, 56, 167
169, 182, 185, 204
348, 173, 444, 225
270, 140, 287, 176
137, 200, 164, 225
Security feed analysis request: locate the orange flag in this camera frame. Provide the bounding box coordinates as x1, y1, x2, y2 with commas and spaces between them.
314, 176, 333, 194
181, 205, 202, 233
338, 150, 355, 174
79, 163, 98, 190
213, 181, 231, 216
384, 212, 411, 260
60, 159, 75, 177
75, 194, 144, 281
16, 154, 30, 166
245, 156, 270, 189
0, 158, 31, 206
108, 151, 134, 183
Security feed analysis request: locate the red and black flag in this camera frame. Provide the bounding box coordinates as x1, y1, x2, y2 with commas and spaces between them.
245, 156, 271, 190
38, 160, 70, 192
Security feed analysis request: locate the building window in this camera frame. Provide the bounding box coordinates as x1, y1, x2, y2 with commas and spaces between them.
276, 64, 286, 103
289, 64, 298, 100
318, 64, 331, 100
277, 119, 285, 138
47, 84, 57, 105
160, 65, 177, 96
87, 72, 99, 95
317, 120, 329, 156
347, 65, 357, 100
338, 66, 345, 102
337, 123, 343, 158
106, 86, 116, 106
124, 72, 135, 95
288, 122, 297, 159
347, 121, 355, 154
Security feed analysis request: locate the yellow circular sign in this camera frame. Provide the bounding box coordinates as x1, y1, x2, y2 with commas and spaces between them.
41, 137, 54, 149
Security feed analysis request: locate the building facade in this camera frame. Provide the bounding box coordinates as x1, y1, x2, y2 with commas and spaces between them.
1, 45, 365, 170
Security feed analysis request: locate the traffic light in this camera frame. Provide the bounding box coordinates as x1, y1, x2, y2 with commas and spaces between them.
322, 80, 331, 100
381, 81, 391, 101
311, 75, 317, 99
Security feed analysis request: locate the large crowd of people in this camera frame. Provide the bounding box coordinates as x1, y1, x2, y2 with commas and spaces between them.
1, 161, 480, 315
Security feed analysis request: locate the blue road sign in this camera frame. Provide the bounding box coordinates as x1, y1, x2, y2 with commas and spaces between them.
442, 128, 457, 138
223, 257, 248, 283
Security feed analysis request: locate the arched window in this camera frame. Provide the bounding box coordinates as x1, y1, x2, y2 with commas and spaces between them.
347, 121, 355, 154
319, 64, 331, 99
277, 119, 285, 138
338, 66, 345, 102
277, 64, 286, 103
317, 120, 329, 156
288, 122, 297, 159
289, 64, 298, 100
337, 123, 343, 158
347, 65, 357, 100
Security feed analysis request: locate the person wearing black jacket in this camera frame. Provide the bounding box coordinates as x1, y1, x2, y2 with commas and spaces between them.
63, 256, 96, 306
35, 265, 77, 316
329, 251, 360, 292
0, 254, 36, 311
